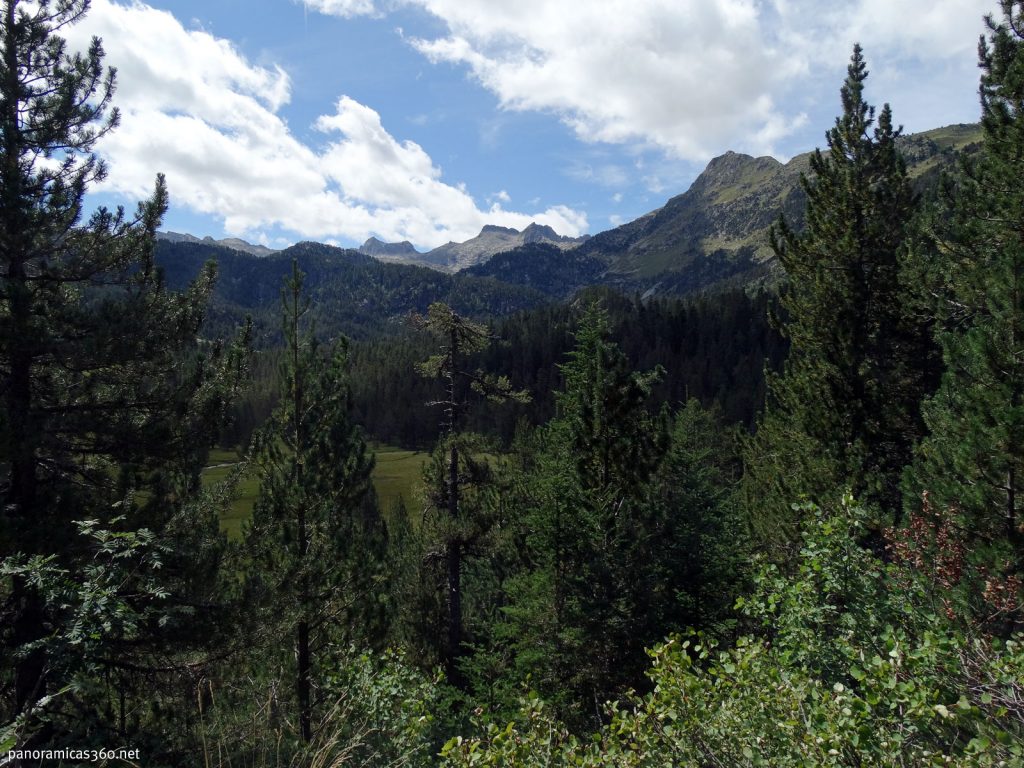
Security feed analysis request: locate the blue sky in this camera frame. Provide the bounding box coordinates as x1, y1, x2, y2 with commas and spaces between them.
69, 0, 994, 251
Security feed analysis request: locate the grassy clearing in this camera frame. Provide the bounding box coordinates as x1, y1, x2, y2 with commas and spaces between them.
201, 444, 429, 540
371, 444, 429, 514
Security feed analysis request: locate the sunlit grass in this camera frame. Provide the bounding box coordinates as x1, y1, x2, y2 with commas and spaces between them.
371, 444, 429, 515
201, 443, 429, 540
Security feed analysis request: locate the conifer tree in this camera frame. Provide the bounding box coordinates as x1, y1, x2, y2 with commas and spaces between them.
244, 260, 381, 742
409, 302, 526, 685
0, 0, 248, 742
496, 304, 670, 727
907, 1, 1024, 569
645, 399, 746, 635
743, 45, 927, 543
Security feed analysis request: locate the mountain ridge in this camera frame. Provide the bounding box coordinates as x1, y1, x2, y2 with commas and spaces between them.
466, 122, 981, 298
158, 122, 982, 306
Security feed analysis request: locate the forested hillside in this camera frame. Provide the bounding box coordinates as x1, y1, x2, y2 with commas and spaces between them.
215, 288, 786, 451
155, 239, 550, 343
2, 2, 1023, 768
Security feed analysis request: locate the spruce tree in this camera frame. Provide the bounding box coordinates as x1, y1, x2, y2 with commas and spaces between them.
0, 0, 248, 743
645, 399, 747, 635
244, 260, 381, 742
907, 1, 1024, 570
743, 45, 927, 544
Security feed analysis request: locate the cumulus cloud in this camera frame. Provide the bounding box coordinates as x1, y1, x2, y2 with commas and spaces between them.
827, 0, 992, 60
65, 0, 586, 248
308, 0, 994, 159
406, 0, 800, 161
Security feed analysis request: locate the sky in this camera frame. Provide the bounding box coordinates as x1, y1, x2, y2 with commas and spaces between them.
65, 0, 996, 252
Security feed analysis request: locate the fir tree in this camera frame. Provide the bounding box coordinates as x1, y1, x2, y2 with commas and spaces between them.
645, 399, 747, 635
244, 260, 381, 742
743, 45, 927, 545
907, 1, 1024, 571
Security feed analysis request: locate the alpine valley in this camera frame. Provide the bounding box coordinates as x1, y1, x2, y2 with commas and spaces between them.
9, 1, 1024, 761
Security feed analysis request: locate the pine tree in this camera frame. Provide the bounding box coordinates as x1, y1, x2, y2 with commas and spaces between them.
244, 260, 381, 742
743, 45, 928, 545
907, 1, 1024, 570
496, 303, 670, 727
0, 0, 249, 742
409, 302, 526, 685
645, 399, 747, 635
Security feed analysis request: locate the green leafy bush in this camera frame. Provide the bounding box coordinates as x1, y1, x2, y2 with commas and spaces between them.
442, 497, 1024, 767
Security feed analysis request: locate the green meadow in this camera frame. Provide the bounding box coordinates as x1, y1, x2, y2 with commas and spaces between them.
202, 444, 429, 539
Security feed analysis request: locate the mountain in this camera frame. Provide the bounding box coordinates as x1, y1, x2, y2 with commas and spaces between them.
358, 237, 422, 263
445, 123, 982, 300
462, 242, 608, 299
416, 222, 588, 272
157, 230, 277, 257
573, 150, 804, 295
559, 123, 983, 297
156, 123, 982, 321
154, 239, 549, 345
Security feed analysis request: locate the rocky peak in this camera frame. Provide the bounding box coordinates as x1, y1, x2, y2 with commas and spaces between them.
156, 231, 277, 257
479, 224, 520, 236
359, 237, 420, 257
522, 222, 560, 242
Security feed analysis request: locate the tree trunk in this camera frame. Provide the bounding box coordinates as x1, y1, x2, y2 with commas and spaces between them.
444, 435, 463, 685
297, 616, 311, 742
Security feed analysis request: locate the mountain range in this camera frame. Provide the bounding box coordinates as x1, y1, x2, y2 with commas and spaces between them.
352, 222, 589, 271
469, 123, 980, 298
154, 122, 982, 339
156, 230, 277, 257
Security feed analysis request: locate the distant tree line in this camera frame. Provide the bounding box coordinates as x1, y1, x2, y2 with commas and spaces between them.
218, 287, 787, 451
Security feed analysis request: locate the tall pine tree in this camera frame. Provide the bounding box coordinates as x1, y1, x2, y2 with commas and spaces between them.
244, 260, 382, 743
406, 302, 526, 686
907, 1, 1024, 571
495, 304, 671, 727
743, 45, 928, 545
0, 0, 251, 746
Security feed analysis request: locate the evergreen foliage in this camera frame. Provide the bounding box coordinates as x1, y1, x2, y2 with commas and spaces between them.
443, 499, 1024, 767
402, 303, 527, 685
484, 306, 736, 728
907, 1, 1024, 572
744, 45, 930, 545
644, 400, 748, 636
243, 261, 383, 741
339, 288, 786, 451
3, 4, 1023, 764
0, 0, 248, 750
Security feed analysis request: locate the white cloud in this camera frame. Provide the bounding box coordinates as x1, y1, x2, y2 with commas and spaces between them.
308, 0, 995, 160
298, 0, 379, 18
66, 0, 586, 249
406, 0, 800, 161
825, 0, 993, 61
